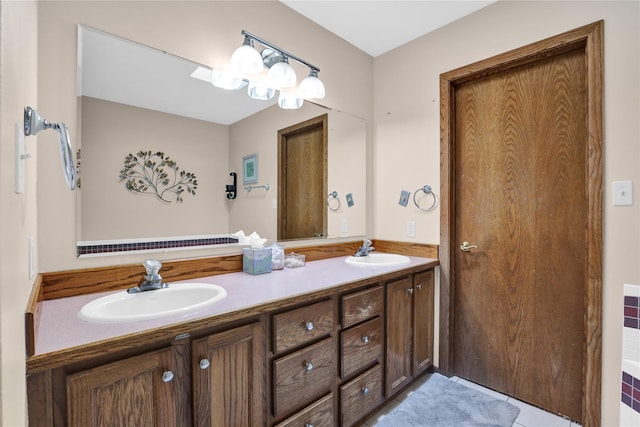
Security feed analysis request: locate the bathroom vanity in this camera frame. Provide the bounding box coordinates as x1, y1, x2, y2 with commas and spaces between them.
25, 241, 438, 426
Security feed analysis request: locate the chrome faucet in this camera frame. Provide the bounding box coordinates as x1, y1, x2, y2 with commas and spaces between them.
354, 239, 375, 257
127, 259, 169, 293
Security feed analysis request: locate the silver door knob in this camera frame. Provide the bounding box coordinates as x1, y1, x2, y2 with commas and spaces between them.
199, 359, 210, 370
460, 241, 478, 252
162, 370, 174, 383
361, 387, 370, 395
304, 361, 314, 371
362, 335, 370, 344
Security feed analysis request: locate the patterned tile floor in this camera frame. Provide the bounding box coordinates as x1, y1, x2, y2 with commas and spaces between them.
362, 374, 582, 427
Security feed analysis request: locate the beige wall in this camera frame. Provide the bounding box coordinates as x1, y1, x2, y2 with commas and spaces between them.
373, 1, 640, 425
1, 1, 38, 425
37, 0, 373, 271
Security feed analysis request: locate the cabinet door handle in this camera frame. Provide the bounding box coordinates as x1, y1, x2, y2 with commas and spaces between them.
303, 361, 314, 371
416, 283, 422, 290
361, 335, 370, 344
162, 370, 174, 383
361, 386, 370, 395
199, 359, 210, 370
304, 321, 314, 331
407, 288, 414, 295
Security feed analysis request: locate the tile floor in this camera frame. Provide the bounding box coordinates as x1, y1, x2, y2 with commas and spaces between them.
362, 374, 582, 427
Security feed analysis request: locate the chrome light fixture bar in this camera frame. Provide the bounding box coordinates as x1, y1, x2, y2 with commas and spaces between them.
218, 30, 325, 108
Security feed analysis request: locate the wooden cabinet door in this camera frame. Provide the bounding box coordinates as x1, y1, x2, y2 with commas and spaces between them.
412, 270, 434, 376
192, 322, 265, 427
66, 347, 182, 427
385, 276, 413, 397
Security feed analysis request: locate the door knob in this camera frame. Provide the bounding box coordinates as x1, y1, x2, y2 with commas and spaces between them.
162, 371, 174, 383
460, 241, 478, 252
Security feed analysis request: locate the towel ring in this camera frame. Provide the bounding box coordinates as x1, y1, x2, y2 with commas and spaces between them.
327, 191, 341, 211
413, 185, 438, 212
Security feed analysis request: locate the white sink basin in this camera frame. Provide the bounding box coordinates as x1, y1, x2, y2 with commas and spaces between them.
78, 282, 227, 324
345, 253, 411, 267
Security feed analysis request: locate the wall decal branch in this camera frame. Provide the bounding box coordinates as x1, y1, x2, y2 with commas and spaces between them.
119, 150, 198, 203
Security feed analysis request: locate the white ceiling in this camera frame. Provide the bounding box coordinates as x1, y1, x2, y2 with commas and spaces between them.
280, 0, 497, 57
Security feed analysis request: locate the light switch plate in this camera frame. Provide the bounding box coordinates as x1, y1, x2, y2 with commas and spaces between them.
346, 193, 354, 208
399, 190, 410, 207
613, 181, 633, 206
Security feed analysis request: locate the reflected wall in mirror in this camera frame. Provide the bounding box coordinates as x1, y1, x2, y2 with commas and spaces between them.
77, 25, 366, 256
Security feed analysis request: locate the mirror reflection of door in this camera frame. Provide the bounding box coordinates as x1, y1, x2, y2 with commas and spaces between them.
278, 114, 328, 240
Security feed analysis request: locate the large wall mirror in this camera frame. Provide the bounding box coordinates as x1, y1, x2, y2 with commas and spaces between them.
76, 25, 366, 256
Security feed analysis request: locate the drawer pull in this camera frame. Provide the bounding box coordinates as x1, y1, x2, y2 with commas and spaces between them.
303, 361, 314, 372
304, 321, 314, 331
361, 386, 370, 395
361, 335, 370, 344
162, 371, 174, 383
199, 359, 210, 370
305, 424, 314, 427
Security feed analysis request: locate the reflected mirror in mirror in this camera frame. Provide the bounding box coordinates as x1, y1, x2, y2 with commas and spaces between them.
76, 25, 366, 256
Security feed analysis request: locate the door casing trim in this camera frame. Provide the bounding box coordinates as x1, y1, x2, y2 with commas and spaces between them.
439, 21, 603, 426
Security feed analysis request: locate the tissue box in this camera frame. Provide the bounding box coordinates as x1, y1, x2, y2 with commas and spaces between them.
243, 248, 272, 275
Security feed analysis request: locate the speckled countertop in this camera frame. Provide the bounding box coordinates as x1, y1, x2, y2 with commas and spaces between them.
33, 254, 438, 357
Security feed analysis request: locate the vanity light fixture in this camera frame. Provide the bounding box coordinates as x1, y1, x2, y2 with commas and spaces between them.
223, 30, 325, 108
278, 91, 304, 110
247, 80, 276, 101
230, 35, 263, 75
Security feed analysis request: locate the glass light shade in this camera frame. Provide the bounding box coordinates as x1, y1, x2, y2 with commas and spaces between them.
247, 81, 276, 100
211, 69, 244, 90
267, 58, 297, 88
230, 38, 263, 75
298, 70, 325, 99
278, 91, 304, 109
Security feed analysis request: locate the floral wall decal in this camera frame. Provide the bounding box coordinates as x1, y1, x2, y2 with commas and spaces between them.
119, 150, 198, 203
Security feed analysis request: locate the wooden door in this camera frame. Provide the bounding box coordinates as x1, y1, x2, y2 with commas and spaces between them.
440, 23, 603, 424
412, 270, 434, 376
385, 276, 412, 397
66, 347, 182, 427
278, 114, 328, 240
192, 323, 265, 427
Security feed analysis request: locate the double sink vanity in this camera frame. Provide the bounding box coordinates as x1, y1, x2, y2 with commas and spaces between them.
26, 240, 439, 426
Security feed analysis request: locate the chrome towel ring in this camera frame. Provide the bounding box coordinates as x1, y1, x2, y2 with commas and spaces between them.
327, 191, 341, 211
413, 185, 438, 212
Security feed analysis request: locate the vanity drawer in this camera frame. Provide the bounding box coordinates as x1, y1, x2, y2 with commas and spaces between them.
273, 299, 334, 354
341, 316, 382, 378
340, 364, 384, 427
273, 337, 335, 418
342, 285, 383, 328
273, 393, 334, 427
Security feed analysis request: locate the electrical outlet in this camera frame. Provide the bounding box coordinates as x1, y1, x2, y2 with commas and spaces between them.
407, 221, 416, 238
